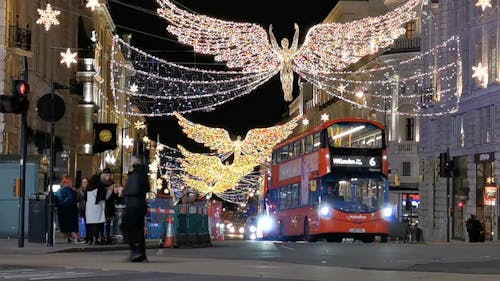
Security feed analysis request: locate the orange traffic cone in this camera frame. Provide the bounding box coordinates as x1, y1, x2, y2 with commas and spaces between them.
164, 217, 174, 248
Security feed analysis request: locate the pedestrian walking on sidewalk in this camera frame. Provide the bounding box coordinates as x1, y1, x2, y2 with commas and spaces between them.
122, 155, 150, 262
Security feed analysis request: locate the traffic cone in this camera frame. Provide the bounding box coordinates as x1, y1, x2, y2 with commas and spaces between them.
164, 216, 174, 248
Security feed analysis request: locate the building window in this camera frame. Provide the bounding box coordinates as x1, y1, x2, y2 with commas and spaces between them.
452, 114, 465, 148
480, 106, 493, 144
405, 118, 415, 141
402, 162, 411, 177
474, 41, 482, 88
488, 34, 497, 84
405, 21, 416, 39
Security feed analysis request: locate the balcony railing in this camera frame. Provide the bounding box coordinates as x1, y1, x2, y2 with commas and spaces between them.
9, 25, 31, 51
388, 140, 418, 155
384, 37, 420, 54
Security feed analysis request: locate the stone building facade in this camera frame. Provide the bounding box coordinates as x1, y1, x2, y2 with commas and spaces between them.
419, 0, 500, 242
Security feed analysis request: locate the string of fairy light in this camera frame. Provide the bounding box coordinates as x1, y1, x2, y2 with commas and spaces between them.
296, 36, 463, 117
110, 36, 278, 116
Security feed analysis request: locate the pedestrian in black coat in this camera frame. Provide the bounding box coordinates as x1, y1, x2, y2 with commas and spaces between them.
122, 156, 150, 262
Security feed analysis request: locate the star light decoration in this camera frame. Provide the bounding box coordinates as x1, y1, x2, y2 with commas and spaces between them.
476, 0, 492, 11
86, 0, 100, 11
60, 48, 77, 68
472, 62, 488, 88
156, 0, 421, 101
130, 84, 138, 93
321, 113, 330, 122
123, 135, 134, 149
36, 4, 61, 31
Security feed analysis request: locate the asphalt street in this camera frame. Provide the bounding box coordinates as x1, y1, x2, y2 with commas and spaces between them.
1, 239, 499, 281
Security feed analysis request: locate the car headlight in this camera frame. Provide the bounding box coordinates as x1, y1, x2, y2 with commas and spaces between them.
257, 216, 274, 231
249, 233, 257, 240
382, 207, 393, 219
249, 225, 257, 233
239, 227, 245, 234
229, 226, 235, 233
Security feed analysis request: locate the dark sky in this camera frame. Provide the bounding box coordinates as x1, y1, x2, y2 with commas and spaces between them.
108, 0, 339, 151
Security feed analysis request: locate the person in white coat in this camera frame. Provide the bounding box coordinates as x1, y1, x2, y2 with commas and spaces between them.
85, 174, 106, 245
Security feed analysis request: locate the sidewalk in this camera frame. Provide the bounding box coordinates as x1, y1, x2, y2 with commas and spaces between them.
0, 236, 162, 255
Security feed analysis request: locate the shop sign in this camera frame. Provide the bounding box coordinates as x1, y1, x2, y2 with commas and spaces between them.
484, 185, 497, 206
475, 152, 495, 163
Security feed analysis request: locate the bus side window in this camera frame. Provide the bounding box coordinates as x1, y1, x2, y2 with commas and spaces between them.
305, 135, 313, 154
293, 140, 302, 157
309, 179, 319, 205
313, 132, 321, 150
291, 184, 299, 208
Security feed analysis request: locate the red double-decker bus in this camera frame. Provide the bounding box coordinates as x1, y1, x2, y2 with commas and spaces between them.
260, 118, 391, 242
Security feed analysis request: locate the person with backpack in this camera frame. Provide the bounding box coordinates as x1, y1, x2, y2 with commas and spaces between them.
55, 176, 82, 243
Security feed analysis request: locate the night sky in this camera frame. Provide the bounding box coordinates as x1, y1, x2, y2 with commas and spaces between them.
108, 0, 339, 151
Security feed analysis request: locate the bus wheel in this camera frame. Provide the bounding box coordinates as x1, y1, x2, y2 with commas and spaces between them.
303, 220, 316, 242
380, 235, 388, 243
326, 234, 343, 243
361, 235, 375, 243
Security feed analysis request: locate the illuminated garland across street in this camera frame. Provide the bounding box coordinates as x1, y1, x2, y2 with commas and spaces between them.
297, 36, 463, 117
110, 36, 277, 116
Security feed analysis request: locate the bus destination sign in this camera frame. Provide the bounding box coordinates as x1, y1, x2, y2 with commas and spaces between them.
331, 156, 381, 171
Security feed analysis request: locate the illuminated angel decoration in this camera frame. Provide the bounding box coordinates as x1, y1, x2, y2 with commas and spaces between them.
178, 146, 258, 194
157, 0, 420, 102
174, 112, 302, 162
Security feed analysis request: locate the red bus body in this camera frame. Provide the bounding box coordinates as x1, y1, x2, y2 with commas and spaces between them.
263, 118, 390, 242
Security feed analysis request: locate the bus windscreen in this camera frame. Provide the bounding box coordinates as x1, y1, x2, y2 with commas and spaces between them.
328, 123, 383, 148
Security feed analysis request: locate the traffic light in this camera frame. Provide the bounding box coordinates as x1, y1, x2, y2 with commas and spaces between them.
0, 80, 29, 114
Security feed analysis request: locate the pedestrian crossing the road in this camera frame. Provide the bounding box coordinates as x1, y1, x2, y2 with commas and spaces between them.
0, 268, 115, 280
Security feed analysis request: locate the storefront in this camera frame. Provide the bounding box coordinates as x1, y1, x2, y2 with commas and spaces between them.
475, 153, 497, 241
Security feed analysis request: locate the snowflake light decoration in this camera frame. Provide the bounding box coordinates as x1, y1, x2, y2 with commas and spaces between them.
36, 4, 61, 31
476, 0, 492, 11
321, 113, 330, 122
130, 84, 138, 93
472, 62, 488, 88
60, 48, 77, 68
302, 119, 310, 126
86, 0, 100, 11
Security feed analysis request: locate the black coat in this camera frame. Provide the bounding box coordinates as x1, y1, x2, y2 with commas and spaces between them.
122, 164, 150, 242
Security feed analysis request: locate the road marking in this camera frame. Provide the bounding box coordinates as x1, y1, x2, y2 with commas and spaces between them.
0, 268, 115, 280
276, 244, 295, 251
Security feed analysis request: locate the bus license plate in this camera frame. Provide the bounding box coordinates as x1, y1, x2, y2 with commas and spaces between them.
349, 228, 366, 233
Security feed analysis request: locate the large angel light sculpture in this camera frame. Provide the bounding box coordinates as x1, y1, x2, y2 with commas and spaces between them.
174, 112, 302, 163
178, 145, 258, 194
157, 0, 420, 102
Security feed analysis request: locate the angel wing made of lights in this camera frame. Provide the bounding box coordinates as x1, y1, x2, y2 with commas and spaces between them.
156, 0, 421, 101
174, 112, 302, 162
178, 146, 258, 194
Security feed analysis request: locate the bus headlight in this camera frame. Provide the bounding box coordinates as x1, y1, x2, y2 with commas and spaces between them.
257, 216, 273, 231
382, 207, 393, 219
320, 205, 332, 217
